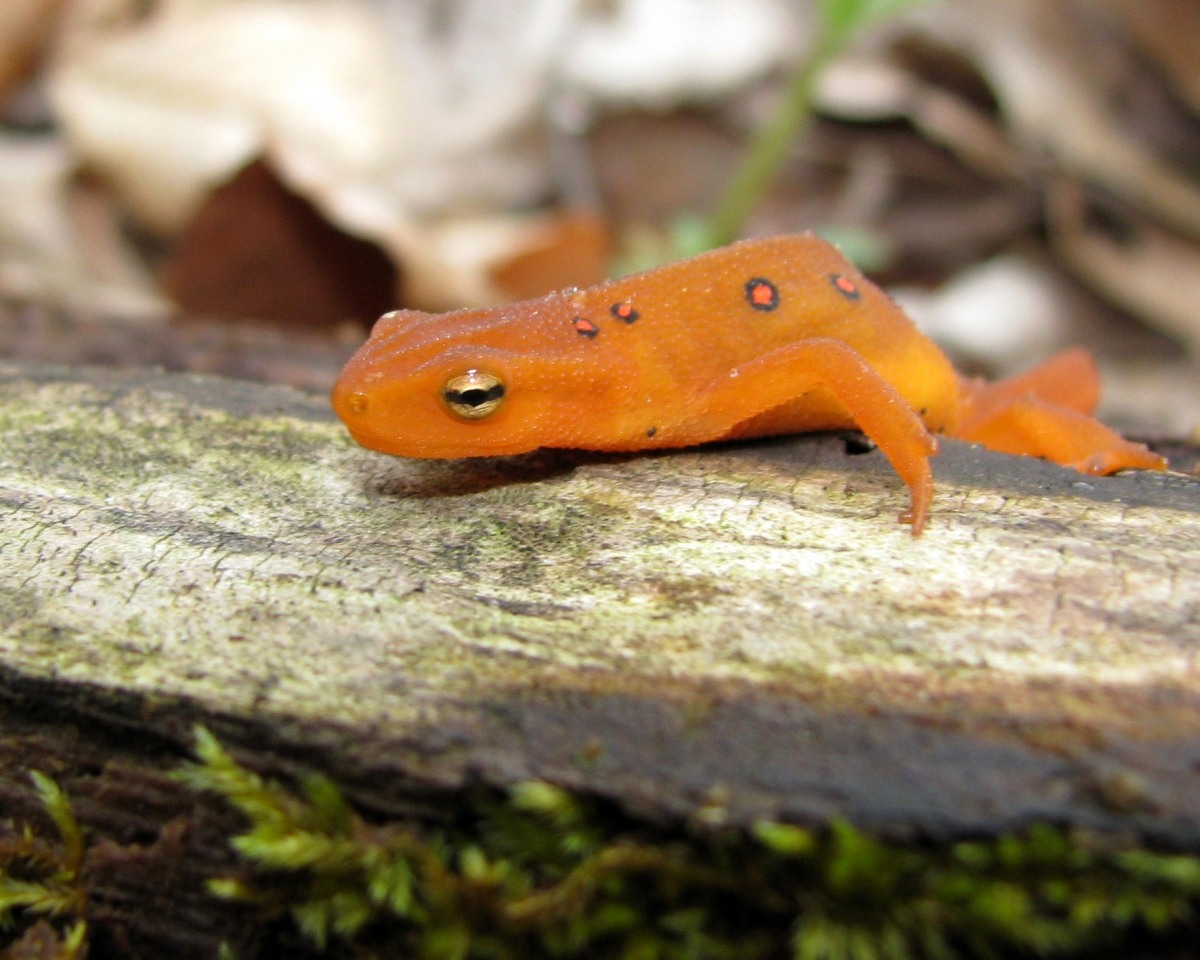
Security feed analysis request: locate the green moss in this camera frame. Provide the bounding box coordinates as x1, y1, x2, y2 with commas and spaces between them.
178, 727, 1200, 960
0, 772, 88, 958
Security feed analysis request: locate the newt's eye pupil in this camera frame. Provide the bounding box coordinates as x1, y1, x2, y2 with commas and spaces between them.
443, 370, 506, 419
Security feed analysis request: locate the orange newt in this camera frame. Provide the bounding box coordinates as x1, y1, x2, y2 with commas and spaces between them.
332, 234, 1165, 534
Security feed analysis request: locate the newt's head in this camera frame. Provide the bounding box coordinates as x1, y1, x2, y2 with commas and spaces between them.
332, 299, 624, 458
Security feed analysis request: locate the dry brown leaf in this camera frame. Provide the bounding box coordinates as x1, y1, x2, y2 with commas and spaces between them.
1096, 0, 1200, 114
1047, 180, 1200, 355
816, 58, 1025, 182
159, 161, 397, 327
906, 0, 1200, 239
0, 0, 65, 105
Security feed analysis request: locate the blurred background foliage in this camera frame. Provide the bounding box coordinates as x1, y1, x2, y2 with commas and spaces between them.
0, 0, 1198, 436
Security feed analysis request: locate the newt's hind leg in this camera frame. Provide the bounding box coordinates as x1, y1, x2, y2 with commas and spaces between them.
955, 349, 1166, 474
957, 347, 1099, 422
691, 337, 939, 534
955, 397, 1166, 473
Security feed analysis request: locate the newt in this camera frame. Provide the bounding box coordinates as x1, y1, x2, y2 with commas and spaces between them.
332, 234, 1165, 534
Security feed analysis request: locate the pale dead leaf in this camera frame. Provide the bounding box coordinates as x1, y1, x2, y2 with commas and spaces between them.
395, 209, 609, 311
0, 133, 168, 318
50, 0, 574, 237
560, 0, 804, 105
891, 253, 1069, 373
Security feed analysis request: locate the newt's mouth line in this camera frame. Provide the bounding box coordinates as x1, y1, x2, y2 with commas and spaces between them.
344, 426, 535, 461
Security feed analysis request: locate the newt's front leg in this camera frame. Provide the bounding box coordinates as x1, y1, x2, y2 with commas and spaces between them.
955, 349, 1167, 474
690, 338, 939, 535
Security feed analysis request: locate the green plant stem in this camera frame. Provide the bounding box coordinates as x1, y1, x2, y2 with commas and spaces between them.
706, 37, 838, 249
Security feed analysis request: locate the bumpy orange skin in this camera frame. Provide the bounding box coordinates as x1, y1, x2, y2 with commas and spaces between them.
333, 234, 1165, 534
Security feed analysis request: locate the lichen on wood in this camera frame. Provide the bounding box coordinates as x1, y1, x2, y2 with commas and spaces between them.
2, 361, 1200, 845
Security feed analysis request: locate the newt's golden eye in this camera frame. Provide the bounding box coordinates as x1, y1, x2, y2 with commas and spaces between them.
442, 370, 506, 420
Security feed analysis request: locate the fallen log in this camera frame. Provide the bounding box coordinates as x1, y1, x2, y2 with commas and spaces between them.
2, 360, 1199, 956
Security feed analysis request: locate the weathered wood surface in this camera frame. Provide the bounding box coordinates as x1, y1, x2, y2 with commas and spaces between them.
3, 360, 1200, 843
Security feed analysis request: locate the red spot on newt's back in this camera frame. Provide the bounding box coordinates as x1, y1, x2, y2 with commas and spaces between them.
611, 302, 639, 323
745, 278, 780, 311
832, 274, 860, 300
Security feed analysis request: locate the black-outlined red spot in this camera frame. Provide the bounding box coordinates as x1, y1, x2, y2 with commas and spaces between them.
573, 317, 599, 339
744, 277, 780, 312
830, 274, 861, 301
610, 302, 639, 324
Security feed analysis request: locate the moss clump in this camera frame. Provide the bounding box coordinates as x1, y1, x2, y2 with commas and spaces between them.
0, 772, 88, 958
178, 726, 1200, 959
